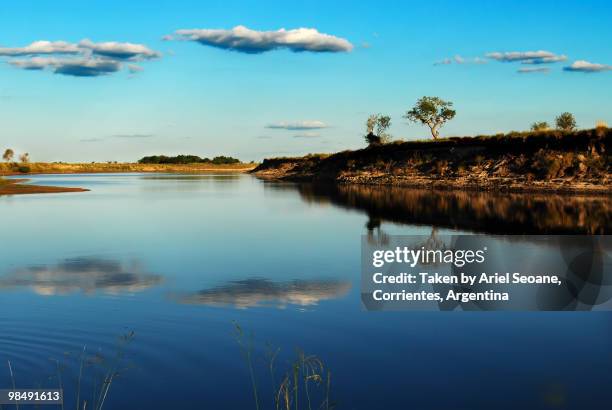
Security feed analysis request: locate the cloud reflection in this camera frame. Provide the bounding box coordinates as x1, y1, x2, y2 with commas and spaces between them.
0, 258, 162, 295
175, 278, 351, 309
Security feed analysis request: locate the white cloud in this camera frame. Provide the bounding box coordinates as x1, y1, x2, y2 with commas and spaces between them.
127, 64, 144, 73
434, 58, 452, 66
2, 39, 160, 77
78, 39, 161, 60
521, 55, 567, 64
9, 57, 121, 77
563, 60, 612, 73
293, 132, 321, 138
434, 55, 487, 66
166, 25, 353, 53
517, 67, 550, 74
266, 120, 328, 130
0, 40, 80, 56
486, 50, 567, 64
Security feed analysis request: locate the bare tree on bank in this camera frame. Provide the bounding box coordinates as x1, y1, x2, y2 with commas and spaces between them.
365, 114, 392, 145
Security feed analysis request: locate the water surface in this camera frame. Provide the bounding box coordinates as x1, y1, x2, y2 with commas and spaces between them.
1, 174, 611, 409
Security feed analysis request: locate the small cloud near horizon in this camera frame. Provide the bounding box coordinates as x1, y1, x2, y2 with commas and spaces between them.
517, 67, 550, 74
486, 50, 567, 64
293, 132, 321, 138
434, 55, 486, 65
113, 133, 155, 139
563, 60, 612, 73
80, 134, 154, 142
164, 25, 353, 54
266, 120, 328, 130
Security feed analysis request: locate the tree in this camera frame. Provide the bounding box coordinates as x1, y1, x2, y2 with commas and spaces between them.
531, 121, 550, 131
365, 114, 392, 145
404, 96, 456, 139
19, 152, 30, 163
555, 112, 576, 131
3, 148, 14, 162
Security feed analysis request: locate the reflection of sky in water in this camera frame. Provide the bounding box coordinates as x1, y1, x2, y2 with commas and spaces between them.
0, 257, 162, 296
175, 278, 351, 309
0, 173, 611, 409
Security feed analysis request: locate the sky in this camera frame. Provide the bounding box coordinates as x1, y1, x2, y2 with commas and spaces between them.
1, 0, 611, 162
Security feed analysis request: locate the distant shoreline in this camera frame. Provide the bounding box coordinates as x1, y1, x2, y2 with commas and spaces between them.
0, 162, 257, 176
0, 163, 257, 196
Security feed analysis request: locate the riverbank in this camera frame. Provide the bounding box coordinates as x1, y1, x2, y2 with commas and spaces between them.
252, 128, 611, 195
0, 163, 257, 196
0, 162, 256, 176
0, 178, 88, 196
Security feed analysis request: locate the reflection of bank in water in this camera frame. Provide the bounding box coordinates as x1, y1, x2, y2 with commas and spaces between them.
293, 184, 611, 235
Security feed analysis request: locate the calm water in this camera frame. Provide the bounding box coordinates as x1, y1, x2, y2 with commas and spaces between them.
1, 173, 611, 409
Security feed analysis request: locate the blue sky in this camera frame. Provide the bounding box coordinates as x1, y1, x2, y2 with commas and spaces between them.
1, 0, 611, 162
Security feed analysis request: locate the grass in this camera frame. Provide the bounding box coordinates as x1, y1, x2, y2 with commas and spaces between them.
0, 162, 256, 176
253, 127, 611, 193
3, 331, 135, 410
3, 326, 334, 409
234, 322, 334, 410
261, 128, 610, 163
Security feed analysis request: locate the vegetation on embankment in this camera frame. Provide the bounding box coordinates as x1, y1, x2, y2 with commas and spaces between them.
138, 154, 242, 164
0, 161, 256, 176
0, 178, 88, 196
252, 128, 611, 194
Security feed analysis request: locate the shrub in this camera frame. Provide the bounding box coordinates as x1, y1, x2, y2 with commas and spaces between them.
555, 112, 577, 131
138, 155, 241, 164
365, 132, 383, 146
531, 121, 550, 132
18, 165, 31, 173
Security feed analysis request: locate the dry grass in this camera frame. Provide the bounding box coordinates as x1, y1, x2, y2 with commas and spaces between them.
0, 162, 256, 176
233, 322, 334, 410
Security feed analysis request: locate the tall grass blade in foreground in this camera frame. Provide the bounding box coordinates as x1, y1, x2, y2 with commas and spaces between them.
234, 324, 335, 410
8, 360, 19, 410
233, 322, 261, 410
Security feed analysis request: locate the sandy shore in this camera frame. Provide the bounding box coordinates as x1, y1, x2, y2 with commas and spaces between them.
0, 179, 89, 196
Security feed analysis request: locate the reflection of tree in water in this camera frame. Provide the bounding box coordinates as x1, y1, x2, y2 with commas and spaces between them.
365, 217, 389, 246
295, 184, 610, 234
366, 220, 447, 267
